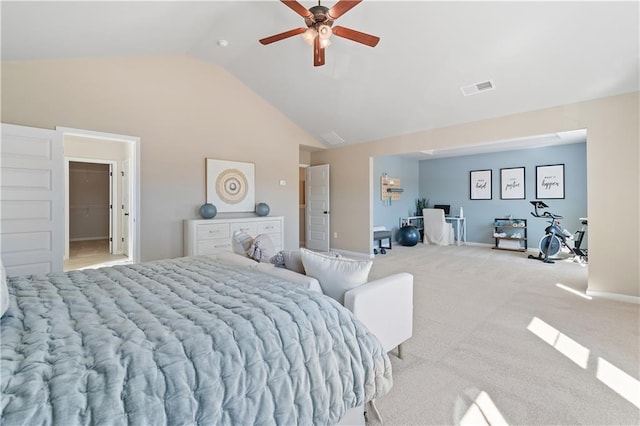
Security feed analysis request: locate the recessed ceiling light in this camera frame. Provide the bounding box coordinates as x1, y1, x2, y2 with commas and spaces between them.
217, 39, 229, 48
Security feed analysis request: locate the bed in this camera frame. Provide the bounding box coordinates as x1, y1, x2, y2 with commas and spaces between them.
0, 256, 392, 425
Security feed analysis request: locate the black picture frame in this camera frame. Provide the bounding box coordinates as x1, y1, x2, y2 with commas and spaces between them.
536, 164, 565, 199
469, 169, 492, 200
500, 167, 525, 200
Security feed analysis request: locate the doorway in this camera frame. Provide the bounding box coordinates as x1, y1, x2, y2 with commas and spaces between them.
64, 160, 125, 271
60, 127, 140, 271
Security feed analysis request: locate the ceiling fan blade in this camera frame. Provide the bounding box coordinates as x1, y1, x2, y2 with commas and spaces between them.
332, 26, 380, 47
314, 37, 325, 66
281, 0, 313, 18
328, 0, 362, 20
259, 27, 306, 45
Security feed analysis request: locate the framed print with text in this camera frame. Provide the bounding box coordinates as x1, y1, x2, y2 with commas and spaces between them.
536, 164, 565, 199
500, 167, 525, 200
469, 169, 492, 200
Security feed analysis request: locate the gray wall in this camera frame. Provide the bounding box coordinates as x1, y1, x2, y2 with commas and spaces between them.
372, 156, 420, 240
418, 142, 587, 247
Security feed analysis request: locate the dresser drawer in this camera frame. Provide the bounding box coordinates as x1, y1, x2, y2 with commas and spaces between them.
197, 223, 230, 240
230, 222, 258, 236
258, 221, 281, 234
197, 238, 232, 254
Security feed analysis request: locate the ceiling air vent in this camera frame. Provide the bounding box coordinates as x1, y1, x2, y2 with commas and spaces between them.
321, 131, 345, 145
461, 80, 495, 96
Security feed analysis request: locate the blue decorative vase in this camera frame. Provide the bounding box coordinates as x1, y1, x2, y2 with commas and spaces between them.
397, 225, 420, 246
199, 203, 217, 219
255, 202, 270, 217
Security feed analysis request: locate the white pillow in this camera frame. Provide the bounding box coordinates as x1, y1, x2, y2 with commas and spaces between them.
232, 230, 254, 255
300, 248, 372, 303
1, 259, 9, 317
248, 234, 276, 263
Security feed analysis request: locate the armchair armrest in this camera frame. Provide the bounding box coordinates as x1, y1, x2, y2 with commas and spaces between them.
343, 273, 413, 356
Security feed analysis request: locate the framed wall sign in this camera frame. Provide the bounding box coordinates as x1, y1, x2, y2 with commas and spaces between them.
536, 164, 565, 199
206, 158, 255, 212
469, 169, 492, 200
500, 167, 525, 199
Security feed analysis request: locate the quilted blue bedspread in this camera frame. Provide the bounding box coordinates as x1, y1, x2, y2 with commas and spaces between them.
1, 256, 392, 425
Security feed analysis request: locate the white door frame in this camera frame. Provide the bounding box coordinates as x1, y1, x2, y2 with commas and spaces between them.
57, 127, 141, 264
64, 158, 117, 258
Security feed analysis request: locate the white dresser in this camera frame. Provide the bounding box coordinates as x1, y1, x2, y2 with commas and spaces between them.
183, 216, 284, 256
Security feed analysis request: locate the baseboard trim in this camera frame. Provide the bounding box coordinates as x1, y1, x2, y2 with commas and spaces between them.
586, 290, 640, 304
464, 241, 493, 248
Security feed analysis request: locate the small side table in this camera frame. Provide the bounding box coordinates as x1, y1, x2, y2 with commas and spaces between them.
373, 230, 392, 254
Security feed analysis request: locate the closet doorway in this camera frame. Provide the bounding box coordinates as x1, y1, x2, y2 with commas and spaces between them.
65, 160, 124, 270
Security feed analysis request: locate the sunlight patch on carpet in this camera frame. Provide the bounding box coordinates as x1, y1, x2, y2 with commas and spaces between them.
597, 357, 640, 409
556, 283, 592, 300
460, 391, 508, 426
527, 317, 590, 368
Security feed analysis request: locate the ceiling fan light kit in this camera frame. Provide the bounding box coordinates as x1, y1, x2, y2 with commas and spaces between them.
259, 0, 380, 67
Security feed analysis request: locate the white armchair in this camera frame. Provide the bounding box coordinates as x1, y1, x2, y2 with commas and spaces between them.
423, 208, 455, 246
344, 272, 413, 359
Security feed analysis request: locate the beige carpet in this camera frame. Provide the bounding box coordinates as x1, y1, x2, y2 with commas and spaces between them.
367, 244, 639, 425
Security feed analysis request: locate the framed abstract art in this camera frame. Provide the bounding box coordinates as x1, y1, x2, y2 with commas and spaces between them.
206, 158, 255, 212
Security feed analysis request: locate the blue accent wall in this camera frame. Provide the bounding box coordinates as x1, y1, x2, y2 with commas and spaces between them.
418, 142, 587, 248
373, 156, 420, 241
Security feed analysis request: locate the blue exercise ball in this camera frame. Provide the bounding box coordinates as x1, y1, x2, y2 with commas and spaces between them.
397, 225, 420, 246
199, 203, 217, 219
255, 202, 270, 217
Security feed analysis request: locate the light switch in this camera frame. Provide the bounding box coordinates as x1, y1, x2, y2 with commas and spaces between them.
279, 180, 286, 186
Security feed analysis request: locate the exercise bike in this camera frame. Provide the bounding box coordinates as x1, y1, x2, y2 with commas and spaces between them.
528, 200, 588, 264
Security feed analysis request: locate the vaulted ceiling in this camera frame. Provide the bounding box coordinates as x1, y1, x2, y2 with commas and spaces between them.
2, 1, 638, 148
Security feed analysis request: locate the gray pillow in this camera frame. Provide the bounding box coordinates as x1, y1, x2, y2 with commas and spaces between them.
283, 250, 305, 274
248, 234, 276, 263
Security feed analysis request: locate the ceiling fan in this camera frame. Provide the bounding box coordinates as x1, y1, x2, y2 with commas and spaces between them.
259, 0, 380, 67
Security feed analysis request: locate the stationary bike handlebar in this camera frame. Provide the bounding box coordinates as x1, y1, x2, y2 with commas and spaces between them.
530, 211, 563, 219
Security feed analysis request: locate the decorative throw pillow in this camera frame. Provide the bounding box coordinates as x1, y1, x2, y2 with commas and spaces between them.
232, 230, 254, 255
270, 250, 286, 267
283, 250, 306, 274
270, 250, 306, 274
248, 233, 276, 263
300, 248, 372, 303
1, 259, 9, 317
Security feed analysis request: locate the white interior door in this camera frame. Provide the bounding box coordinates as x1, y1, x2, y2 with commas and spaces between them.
1, 123, 64, 276
306, 164, 330, 251
121, 159, 130, 257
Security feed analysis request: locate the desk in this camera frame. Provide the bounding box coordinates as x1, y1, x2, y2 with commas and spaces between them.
445, 216, 466, 246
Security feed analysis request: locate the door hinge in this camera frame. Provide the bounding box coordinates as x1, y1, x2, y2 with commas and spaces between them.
109, 237, 113, 242
110, 204, 112, 209
122, 237, 125, 242
121, 171, 124, 176
110, 171, 113, 176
